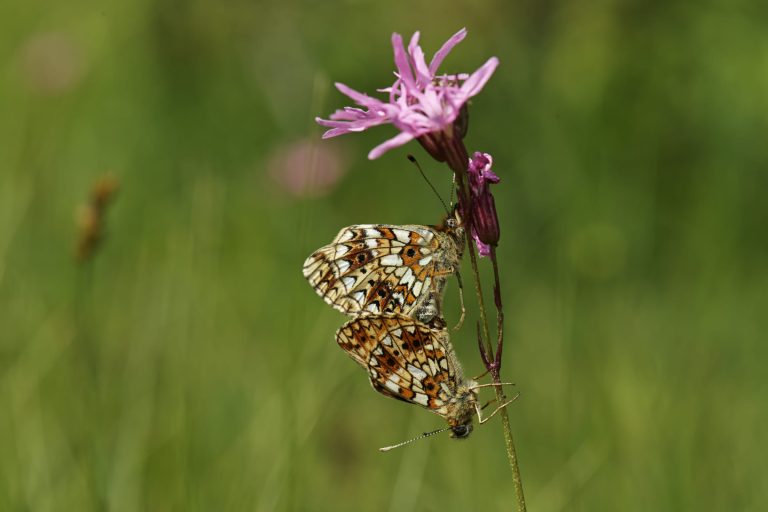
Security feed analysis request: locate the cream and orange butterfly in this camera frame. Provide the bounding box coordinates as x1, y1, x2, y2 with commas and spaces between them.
303, 209, 464, 325
335, 313, 515, 450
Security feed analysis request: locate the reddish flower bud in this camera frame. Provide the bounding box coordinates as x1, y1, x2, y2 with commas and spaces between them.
467, 152, 500, 256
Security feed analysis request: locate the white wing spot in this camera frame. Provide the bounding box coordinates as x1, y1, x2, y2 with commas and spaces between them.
418, 255, 433, 266
365, 239, 378, 248
415, 228, 433, 241
337, 260, 350, 273
342, 277, 355, 289
365, 228, 382, 238
380, 254, 403, 266
385, 380, 400, 393
401, 268, 415, 286
440, 358, 448, 370
381, 335, 393, 347
340, 230, 355, 242
413, 393, 429, 406
412, 280, 423, 296
407, 364, 427, 381
393, 229, 411, 244
336, 245, 350, 257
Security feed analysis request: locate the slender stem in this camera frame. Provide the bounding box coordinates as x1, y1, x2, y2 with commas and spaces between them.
491, 247, 504, 369
461, 181, 494, 362
465, 220, 526, 512
489, 247, 525, 511
443, 137, 526, 512
443, 137, 494, 360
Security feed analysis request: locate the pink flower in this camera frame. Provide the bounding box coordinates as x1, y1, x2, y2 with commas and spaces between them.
316, 28, 499, 160
267, 139, 347, 198
466, 152, 500, 257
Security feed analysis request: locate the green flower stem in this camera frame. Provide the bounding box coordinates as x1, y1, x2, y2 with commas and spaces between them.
446, 139, 527, 512
489, 246, 526, 512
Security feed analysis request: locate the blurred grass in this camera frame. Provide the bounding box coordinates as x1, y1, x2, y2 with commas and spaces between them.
1, 0, 767, 510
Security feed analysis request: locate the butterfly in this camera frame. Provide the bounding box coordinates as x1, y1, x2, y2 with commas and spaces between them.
303, 209, 464, 326
336, 313, 514, 448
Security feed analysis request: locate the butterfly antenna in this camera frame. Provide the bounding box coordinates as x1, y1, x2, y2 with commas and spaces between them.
379, 426, 451, 452
407, 154, 450, 216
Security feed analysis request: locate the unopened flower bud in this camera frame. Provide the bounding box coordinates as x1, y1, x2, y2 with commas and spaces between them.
466, 152, 500, 256
472, 187, 499, 248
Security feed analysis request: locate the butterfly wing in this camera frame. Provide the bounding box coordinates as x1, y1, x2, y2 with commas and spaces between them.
335, 313, 461, 417
303, 225, 442, 317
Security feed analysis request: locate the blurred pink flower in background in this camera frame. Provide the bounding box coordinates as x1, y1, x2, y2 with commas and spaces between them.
316, 28, 498, 160
268, 139, 348, 198
18, 32, 85, 95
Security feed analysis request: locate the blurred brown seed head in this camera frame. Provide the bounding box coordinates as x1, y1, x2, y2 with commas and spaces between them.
75, 175, 119, 262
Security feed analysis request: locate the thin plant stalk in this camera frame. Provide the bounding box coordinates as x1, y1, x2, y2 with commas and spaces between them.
446, 136, 527, 512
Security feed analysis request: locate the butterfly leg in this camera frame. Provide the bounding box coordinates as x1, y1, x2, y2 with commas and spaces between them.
470, 382, 516, 391
476, 393, 520, 424
453, 270, 466, 331
480, 398, 497, 411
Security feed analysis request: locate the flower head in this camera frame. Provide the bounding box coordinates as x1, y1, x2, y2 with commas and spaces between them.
466, 152, 500, 256
316, 28, 499, 160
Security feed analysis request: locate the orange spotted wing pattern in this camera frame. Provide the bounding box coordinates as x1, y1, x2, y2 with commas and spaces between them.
336, 313, 478, 437
303, 212, 463, 324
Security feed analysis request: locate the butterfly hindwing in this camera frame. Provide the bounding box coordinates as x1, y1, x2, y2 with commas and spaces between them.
335, 313, 463, 416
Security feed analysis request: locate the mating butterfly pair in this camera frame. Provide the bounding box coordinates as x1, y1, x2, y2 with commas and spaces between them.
303, 210, 512, 448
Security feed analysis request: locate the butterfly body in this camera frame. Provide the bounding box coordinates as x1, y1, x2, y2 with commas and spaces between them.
303, 210, 464, 325
336, 313, 479, 438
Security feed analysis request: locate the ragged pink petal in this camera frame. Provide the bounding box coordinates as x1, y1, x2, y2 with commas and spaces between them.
335, 83, 385, 108
429, 28, 467, 75
459, 57, 499, 100
391, 33, 415, 90
368, 131, 415, 160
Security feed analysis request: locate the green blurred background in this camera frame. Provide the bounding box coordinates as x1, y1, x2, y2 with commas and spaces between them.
1, 0, 767, 510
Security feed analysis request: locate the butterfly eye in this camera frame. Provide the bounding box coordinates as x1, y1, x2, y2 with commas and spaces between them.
450, 424, 472, 439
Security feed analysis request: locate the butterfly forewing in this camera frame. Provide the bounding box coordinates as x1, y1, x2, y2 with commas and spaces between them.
336, 313, 462, 416
303, 219, 463, 323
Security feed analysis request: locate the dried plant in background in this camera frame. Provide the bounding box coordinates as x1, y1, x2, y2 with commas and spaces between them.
75, 174, 119, 262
